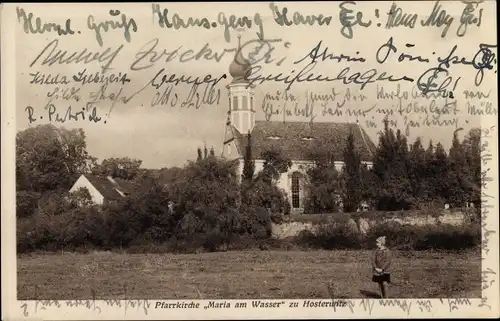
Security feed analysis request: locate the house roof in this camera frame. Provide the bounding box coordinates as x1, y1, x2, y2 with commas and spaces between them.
82, 174, 130, 201
230, 121, 377, 162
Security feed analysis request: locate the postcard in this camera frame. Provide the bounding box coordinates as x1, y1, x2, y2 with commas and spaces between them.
1, 1, 498, 319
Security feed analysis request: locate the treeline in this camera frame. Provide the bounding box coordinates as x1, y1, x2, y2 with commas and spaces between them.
16, 121, 481, 253
17, 125, 289, 252
302, 119, 481, 213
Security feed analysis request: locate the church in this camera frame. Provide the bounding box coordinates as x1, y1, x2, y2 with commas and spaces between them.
221, 37, 377, 214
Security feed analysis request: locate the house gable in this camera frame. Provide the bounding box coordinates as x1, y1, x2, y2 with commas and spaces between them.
69, 175, 105, 205
69, 174, 130, 205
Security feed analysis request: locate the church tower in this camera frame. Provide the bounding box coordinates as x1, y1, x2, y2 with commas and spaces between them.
222, 35, 255, 159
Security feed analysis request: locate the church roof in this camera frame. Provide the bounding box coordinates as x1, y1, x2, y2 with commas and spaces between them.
230, 121, 377, 162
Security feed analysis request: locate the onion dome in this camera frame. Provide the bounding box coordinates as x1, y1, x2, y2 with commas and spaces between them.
229, 35, 251, 84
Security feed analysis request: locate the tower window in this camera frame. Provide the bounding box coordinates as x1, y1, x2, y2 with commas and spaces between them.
250, 97, 254, 111
291, 172, 301, 209
233, 96, 239, 110
242, 96, 248, 110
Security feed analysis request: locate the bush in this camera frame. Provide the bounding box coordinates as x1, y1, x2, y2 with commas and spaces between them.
17, 206, 106, 253
299, 217, 363, 249
16, 190, 41, 218
365, 221, 481, 250
292, 217, 481, 251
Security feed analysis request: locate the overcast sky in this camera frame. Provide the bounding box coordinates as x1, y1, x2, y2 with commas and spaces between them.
14, 1, 496, 168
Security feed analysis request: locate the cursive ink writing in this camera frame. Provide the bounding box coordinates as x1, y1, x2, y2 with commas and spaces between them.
87, 10, 138, 47
88, 82, 143, 116
17, 7, 75, 36
339, 1, 372, 39
25, 104, 103, 124
29, 39, 123, 73
150, 68, 226, 90
269, 2, 333, 28
437, 43, 496, 86
238, 37, 289, 66
294, 40, 366, 65
153, 4, 212, 30
218, 12, 265, 42
72, 69, 130, 86
376, 37, 430, 64
46, 87, 82, 105
386, 2, 418, 29
153, 4, 265, 43
29, 72, 70, 85
245, 62, 413, 91
457, 3, 483, 37
131, 38, 233, 71
416, 67, 460, 97
180, 83, 221, 109
421, 1, 454, 38
467, 101, 497, 116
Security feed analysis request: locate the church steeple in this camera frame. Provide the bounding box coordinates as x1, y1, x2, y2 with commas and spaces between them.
228, 35, 252, 85
222, 35, 256, 159
225, 35, 255, 135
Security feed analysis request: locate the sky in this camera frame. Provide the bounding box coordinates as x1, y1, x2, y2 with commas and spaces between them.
13, 1, 497, 168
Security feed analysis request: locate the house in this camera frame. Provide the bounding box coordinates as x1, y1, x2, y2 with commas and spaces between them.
221, 36, 377, 214
69, 174, 131, 206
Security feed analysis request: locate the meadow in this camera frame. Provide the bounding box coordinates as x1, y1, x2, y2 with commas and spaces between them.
18, 249, 481, 300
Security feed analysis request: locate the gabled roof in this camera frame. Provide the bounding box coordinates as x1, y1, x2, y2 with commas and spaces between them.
230, 121, 377, 162
81, 174, 130, 201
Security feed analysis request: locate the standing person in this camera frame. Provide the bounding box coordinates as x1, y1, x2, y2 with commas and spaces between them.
372, 236, 392, 298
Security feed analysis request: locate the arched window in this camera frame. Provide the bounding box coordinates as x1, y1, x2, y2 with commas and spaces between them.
291, 172, 301, 209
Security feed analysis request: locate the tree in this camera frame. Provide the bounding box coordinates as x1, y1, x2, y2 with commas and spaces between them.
242, 131, 255, 183
408, 137, 428, 207
16, 124, 96, 192
259, 146, 292, 183
303, 131, 345, 213
462, 128, 481, 206
432, 142, 451, 204
342, 130, 362, 212
91, 157, 142, 180
372, 118, 413, 210
168, 156, 241, 248
447, 130, 470, 207
305, 162, 342, 213
197, 148, 203, 162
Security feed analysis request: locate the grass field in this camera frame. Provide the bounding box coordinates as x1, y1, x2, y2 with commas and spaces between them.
17, 249, 481, 300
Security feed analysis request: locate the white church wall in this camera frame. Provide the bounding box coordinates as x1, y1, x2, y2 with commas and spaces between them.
235, 157, 374, 212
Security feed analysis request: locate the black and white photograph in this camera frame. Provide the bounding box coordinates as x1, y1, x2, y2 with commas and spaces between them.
2, 1, 498, 319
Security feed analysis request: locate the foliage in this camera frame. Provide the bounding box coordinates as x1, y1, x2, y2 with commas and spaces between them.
242, 131, 255, 183
304, 163, 342, 214
16, 124, 96, 192
91, 157, 143, 180
16, 190, 41, 218
298, 217, 362, 249
16, 120, 483, 253
259, 146, 292, 183
372, 119, 413, 210
68, 187, 94, 207
295, 219, 480, 251
342, 130, 362, 212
